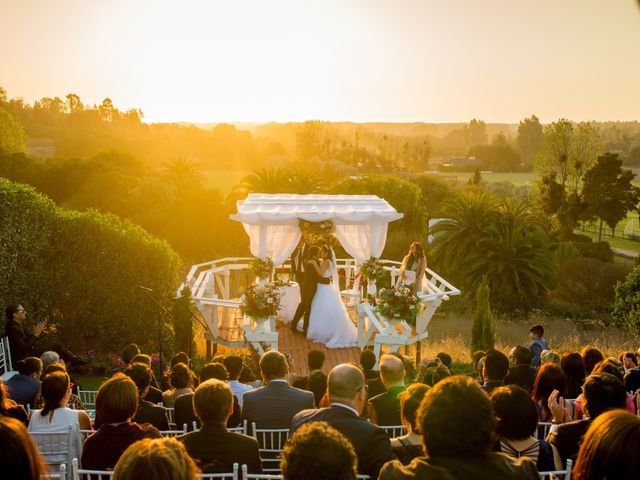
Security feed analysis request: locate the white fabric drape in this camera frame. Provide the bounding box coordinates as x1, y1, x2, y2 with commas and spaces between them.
243, 223, 302, 265
334, 221, 389, 262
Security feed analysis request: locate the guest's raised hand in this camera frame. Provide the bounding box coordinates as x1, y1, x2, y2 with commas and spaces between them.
34, 320, 46, 337
548, 389, 565, 423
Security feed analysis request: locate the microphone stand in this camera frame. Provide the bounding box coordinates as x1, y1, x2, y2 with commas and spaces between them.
137, 286, 171, 375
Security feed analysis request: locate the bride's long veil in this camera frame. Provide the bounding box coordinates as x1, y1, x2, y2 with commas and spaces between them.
329, 248, 340, 292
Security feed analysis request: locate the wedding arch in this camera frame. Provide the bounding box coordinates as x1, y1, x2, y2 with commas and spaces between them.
181, 193, 460, 357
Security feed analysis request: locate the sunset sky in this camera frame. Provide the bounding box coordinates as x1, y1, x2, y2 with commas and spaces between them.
1, 0, 639, 124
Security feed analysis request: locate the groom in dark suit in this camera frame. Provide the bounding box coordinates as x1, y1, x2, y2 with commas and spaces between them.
291, 363, 396, 479
290, 245, 328, 336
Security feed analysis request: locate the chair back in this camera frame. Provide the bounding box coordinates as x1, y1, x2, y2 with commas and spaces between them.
77, 390, 97, 409
160, 424, 187, 437
241, 464, 283, 480
30, 425, 74, 474
536, 422, 552, 440
538, 459, 572, 479
45, 463, 67, 479
0, 336, 16, 380
71, 458, 114, 480
251, 423, 290, 473
198, 463, 239, 480
380, 425, 406, 438
166, 407, 176, 429
229, 419, 248, 435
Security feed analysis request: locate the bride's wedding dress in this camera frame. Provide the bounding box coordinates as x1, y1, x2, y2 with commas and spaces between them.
306, 262, 358, 348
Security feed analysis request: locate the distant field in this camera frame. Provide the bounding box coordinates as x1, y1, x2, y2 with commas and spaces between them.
431, 171, 537, 186
203, 170, 251, 194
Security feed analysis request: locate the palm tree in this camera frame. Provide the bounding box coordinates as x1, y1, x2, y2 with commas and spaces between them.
231, 167, 292, 199
162, 155, 206, 190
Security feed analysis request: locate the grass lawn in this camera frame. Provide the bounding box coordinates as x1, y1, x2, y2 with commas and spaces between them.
73, 375, 105, 391
429, 171, 537, 186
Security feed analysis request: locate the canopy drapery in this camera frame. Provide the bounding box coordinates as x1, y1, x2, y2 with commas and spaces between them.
230, 194, 403, 264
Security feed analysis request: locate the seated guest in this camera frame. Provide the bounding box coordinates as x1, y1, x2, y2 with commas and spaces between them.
581, 346, 604, 375
620, 351, 638, 373
436, 352, 453, 371
422, 364, 451, 387
390, 384, 429, 464
82, 374, 160, 470
541, 350, 561, 365
379, 376, 539, 480
129, 354, 163, 403
307, 369, 328, 407
481, 349, 509, 395
5, 357, 42, 407
572, 410, 640, 480
490, 385, 559, 471
242, 351, 314, 429
175, 363, 241, 431
40, 350, 60, 371
123, 362, 169, 430
178, 379, 261, 473
472, 350, 487, 382
113, 437, 200, 480
109, 343, 140, 377
0, 379, 28, 425
532, 363, 574, 422
548, 372, 627, 466
0, 417, 48, 479
560, 352, 586, 399
368, 354, 407, 425
505, 346, 536, 393
162, 363, 193, 408
574, 357, 635, 417
281, 421, 357, 480
360, 350, 379, 380
367, 352, 404, 400
222, 355, 253, 408
33, 363, 84, 410
292, 363, 395, 479
28, 371, 91, 466
161, 352, 192, 391
292, 349, 326, 389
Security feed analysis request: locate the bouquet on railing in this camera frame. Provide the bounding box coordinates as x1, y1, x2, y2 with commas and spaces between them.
250, 257, 274, 280
376, 285, 424, 326
240, 282, 281, 319
359, 257, 385, 282
299, 219, 336, 245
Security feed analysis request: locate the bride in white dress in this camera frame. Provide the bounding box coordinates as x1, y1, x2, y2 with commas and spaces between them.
306, 246, 358, 348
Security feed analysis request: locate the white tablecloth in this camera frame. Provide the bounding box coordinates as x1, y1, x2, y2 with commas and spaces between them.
277, 283, 301, 324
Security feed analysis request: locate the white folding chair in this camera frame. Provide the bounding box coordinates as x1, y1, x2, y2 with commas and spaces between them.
198, 463, 239, 480
539, 459, 572, 479
251, 423, 290, 473
537, 422, 552, 440
166, 407, 176, 428
229, 419, 248, 435
30, 425, 74, 475
380, 425, 406, 438
77, 390, 97, 409
160, 424, 187, 437
71, 458, 114, 480
356, 476, 371, 480
0, 336, 17, 381
241, 465, 283, 480
44, 463, 67, 479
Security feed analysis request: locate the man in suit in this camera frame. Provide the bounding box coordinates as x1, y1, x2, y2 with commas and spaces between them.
291, 363, 396, 479
5, 356, 42, 407
291, 241, 307, 285
178, 379, 261, 474
123, 362, 170, 430
505, 346, 536, 393
368, 354, 406, 426
481, 349, 509, 395
289, 246, 327, 336
242, 351, 315, 429
548, 372, 627, 467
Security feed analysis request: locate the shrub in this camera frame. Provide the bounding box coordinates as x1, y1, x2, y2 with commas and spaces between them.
575, 241, 613, 263
551, 257, 631, 316
612, 266, 640, 331
471, 278, 495, 353
552, 242, 581, 264
0, 177, 181, 353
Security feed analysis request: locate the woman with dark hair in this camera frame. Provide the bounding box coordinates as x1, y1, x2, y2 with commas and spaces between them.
27, 371, 91, 464
573, 410, 640, 480
574, 357, 636, 417
581, 346, 604, 375
390, 383, 429, 464
399, 242, 427, 293
82, 374, 160, 470
0, 379, 28, 425
33, 363, 84, 410
162, 363, 193, 408
561, 352, 586, 399
0, 417, 48, 480
531, 364, 575, 422
490, 385, 559, 472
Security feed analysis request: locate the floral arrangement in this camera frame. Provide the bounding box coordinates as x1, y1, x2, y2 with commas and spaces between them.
299, 219, 336, 245
240, 282, 281, 319
250, 257, 274, 279
376, 285, 424, 326
359, 257, 385, 282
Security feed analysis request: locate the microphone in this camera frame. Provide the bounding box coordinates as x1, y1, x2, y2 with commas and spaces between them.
137, 285, 153, 292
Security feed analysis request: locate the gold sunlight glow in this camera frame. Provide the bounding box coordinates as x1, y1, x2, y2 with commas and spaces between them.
1, 0, 639, 123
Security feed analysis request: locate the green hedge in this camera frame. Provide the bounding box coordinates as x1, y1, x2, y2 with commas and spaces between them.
0, 177, 181, 354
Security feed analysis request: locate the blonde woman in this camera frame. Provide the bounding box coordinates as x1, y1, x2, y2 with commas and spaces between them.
399, 242, 427, 293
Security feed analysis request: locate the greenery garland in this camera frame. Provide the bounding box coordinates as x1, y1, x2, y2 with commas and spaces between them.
359, 257, 385, 281
250, 257, 274, 279
376, 285, 424, 326
239, 282, 281, 319
299, 219, 336, 245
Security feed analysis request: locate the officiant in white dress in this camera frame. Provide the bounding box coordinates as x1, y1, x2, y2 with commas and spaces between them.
398, 242, 427, 293
306, 246, 358, 348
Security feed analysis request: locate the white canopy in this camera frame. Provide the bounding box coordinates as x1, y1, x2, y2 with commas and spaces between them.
230, 194, 404, 264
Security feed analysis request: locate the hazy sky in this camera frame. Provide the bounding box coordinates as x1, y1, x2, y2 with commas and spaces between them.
1, 0, 639, 123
